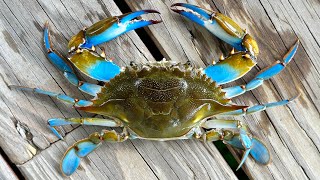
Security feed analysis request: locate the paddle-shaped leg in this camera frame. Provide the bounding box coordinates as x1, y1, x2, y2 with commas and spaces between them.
9, 85, 92, 107
202, 121, 270, 169
220, 95, 299, 116
223, 40, 299, 98
61, 129, 128, 176
44, 22, 102, 96
48, 117, 122, 140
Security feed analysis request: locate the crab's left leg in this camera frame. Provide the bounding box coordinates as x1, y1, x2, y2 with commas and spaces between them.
201, 120, 270, 170
223, 40, 299, 98
61, 129, 128, 176
9, 85, 93, 107
47, 117, 122, 140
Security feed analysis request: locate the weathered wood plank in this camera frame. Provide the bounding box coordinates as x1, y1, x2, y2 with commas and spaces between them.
126, 0, 320, 179
0, 0, 237, 179
0, 154, 18, 180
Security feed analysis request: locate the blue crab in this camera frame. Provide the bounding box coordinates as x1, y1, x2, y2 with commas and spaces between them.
11, 3, 299, 176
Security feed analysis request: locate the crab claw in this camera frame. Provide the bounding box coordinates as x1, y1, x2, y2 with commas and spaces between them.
68, 10, 162, 50
68, 49, 121, 82
225, 131, 270, 169
171, 3, 259, 57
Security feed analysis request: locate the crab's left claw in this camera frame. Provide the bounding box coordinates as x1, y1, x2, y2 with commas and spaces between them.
171, 3, 259, 57
68, 10, 162, 50
225, 129, 270, 169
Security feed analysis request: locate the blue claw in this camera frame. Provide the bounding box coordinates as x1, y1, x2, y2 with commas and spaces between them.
68, 49, 121, 82
171, 3, 259, 56
71, 10, 161, 49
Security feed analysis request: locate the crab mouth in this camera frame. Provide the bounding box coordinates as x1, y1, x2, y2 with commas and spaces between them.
171, 3, 213, 22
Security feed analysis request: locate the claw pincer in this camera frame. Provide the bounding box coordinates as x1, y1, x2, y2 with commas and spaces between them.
171, 3, 260, 85
171, 3, 259, 57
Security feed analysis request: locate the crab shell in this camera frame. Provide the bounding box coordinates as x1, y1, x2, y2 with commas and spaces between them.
77, 61, 245, 139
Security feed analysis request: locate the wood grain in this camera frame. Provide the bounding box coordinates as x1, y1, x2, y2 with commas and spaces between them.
0, 154, 18, 180
126, 0, 320, 179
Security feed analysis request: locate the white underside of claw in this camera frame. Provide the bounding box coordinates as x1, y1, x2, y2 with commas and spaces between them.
203, 20, 243, 46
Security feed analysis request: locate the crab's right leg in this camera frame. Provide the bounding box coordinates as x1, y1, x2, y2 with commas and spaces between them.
9, 85, 92, 107
220, 95, 299, 116
203, 129, 270, 168
61, 129, 128, 176
44, 22, 102, 96
48, 117, 122, 140
223, 40, 299, 98
201, 119, 270, 170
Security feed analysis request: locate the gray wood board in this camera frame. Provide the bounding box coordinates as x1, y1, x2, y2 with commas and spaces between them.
0, 154, 18, 180
0, 0, 237, 179
125, 0, 320, 179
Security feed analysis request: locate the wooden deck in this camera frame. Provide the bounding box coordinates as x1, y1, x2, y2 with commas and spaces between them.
0, 0, 319, 179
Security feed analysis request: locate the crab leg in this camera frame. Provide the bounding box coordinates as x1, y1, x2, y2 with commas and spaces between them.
47, 117, 122, 139
171, 3, 259, 57
44, 22, 102, 96
220, 95, 299, 116
61, 129, 128, 176
9, 85, 92, 107
223, 40, 300, 98
68, 10, 162, 50
202, 121, 270, 169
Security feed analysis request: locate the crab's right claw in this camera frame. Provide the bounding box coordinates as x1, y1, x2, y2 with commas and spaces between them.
225, 132, 270, 168
171, 3, 259, 57
68, 10, 162, 50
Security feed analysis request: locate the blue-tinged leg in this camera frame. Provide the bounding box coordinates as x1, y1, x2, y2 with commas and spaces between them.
44, 22, 103, 96
220, 95, 299, 116
201, 119, 258, 170
9, 85, 93, 107
48, 117, 122, 140
225, 134, 270, 165
61, 129, 128, 176
223, 40, 299, 98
